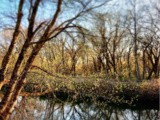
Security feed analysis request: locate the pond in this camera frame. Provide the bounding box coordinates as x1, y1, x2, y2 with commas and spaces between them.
10, 97, 159, 120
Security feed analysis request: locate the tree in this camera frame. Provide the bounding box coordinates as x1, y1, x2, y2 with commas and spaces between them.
137, 0, 160, 79
89, 12, 126, 78
125, 0, 142, 81
0, 0, 108, 119
0, 0, 25, 89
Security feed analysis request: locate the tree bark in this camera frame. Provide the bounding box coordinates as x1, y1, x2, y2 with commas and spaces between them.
0, 0, 24, 90
133, 0, 141, 82
0, 0, 63, 118
0, 0, 41, 114
142, 50, 146, 79
127, 48, 132, 78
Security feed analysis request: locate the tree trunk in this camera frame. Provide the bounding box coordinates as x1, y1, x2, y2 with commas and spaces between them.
70, 54, 77, 76
0, 0, 41, 113
0, 0, 24, 90
93, 57, 97, 73
135, 47, 141, 81
97, 56, 104, 73
127, 49, 131, 78
142, 50, 146, 79
132, 0, 141, 82
0, 0, 63, 118
134, 19, 141, 81
153, 57, 159, 78
0, 41, 45, 119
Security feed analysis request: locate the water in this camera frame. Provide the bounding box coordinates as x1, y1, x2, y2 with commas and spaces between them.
10, 97, 159, 120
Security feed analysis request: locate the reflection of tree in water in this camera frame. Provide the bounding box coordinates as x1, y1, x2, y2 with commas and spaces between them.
43, 100, 159, 120
10, 97, 46, 120
11, 98, 159, 120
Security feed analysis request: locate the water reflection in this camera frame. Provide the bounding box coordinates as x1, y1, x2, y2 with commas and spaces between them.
11, 97, 159, 120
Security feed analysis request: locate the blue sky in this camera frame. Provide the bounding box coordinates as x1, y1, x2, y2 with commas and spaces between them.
0, 0, 158, 29
0, 0, 19, 13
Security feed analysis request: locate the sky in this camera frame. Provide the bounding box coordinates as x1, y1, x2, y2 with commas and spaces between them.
0, 0, 158, 30
0, 0, 159, 48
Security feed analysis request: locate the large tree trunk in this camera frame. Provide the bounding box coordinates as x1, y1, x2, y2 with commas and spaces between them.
134, 20, 141, 81
0, 0, 24, 90
132, 0, 141, 82
134, 33, 141, 81
0, 40, 45, 120
0, 0, 63, 119
0, 0, 41, 114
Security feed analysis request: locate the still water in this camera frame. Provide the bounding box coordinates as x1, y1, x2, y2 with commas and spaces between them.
11, 97, 159, 120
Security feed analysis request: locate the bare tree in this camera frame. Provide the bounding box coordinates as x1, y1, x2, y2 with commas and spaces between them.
125, 0, 142, 81
0, 0, 25, 89
0, 0, 108, 119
